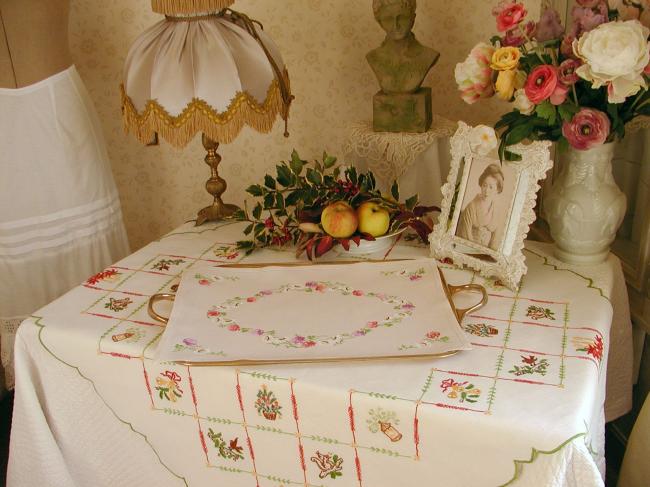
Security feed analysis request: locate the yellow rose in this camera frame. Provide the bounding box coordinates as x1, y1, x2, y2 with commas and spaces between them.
495, 70, 517, 100
490, 46, 521, 71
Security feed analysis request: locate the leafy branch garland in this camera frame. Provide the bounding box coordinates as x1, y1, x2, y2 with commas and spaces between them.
233, 150, 437, 259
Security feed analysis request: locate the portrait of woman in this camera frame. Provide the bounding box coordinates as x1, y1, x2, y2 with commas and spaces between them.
456, 163, 507, 251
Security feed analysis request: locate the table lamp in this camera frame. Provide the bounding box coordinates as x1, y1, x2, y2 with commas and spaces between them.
121, 0, 293, 225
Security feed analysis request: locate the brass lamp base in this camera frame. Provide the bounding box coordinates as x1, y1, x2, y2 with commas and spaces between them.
195, 134, 240, 226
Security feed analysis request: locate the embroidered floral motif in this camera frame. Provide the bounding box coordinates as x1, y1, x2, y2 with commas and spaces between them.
86, 268, 121, 285
509, 355, 549, 376
207, 281, 414, 348
367, 408, 402, 442
207, 429, 245, 461
111, 326, 145, 343
195, 273, 240, 286
573, 335, 604, 363
155, 370, 183, 402
213, 245, 240, 260
381, 267, 426, 281
310, 451, 343, 479
151, 258, 185, 271
463, 323, 499, 337
104, 297, 133, 312
440, 378, 481, 403
398, 330, 450, 350
255, 385, 282, 420
173, 338, 226, 356
526, 305, 555, 320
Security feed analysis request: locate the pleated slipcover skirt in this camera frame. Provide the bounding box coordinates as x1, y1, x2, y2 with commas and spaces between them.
0, 65, 130, 389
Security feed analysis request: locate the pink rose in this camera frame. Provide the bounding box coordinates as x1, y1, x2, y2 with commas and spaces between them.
409, 274, 422, 281
227, 324, 240, 332
493, 2, 528, 32
503, 21, 535, 47
303, 341, 316, 348
352, 290, 364, 296
367, 321, 379, 328
455, 42, 495, 104
207, 310, 220, 317
183, 338, 197, 346
562, 108, 611, 150
535, 7, 564, 42
525, 65, 559, 104
426, 331, 441, 340
198, 279, 210, 286
246, 297, 256, 303
558, 59, 581, 85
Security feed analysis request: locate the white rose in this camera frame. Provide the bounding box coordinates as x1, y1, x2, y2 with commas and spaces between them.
469, 125, 498, 155
513, 89, 535, 115
573, 20, 650, 103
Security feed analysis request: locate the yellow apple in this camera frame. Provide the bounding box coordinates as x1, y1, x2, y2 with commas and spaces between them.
356, 201, 390, 237
321, 201, 358, 238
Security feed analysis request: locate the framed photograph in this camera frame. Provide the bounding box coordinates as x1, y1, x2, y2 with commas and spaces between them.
429, 122, 552, 290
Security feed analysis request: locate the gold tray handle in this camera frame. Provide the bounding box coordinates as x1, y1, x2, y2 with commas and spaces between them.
447, 283, 488, 323
148, 293, 176, 325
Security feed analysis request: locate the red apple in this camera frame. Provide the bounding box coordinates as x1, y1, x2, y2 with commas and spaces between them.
321, 201, 358, 238
357, 201, 390, 237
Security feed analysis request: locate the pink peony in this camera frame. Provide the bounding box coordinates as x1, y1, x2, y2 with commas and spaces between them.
493, 2, 528, 32
227, 324, 241, 332
455, 43, 495, 104
558, 59, 581, 85
562, 108, 611, 150
535, 7, 564, 42
524, 65, 559, 104
503, 21, 535, 47
571, 5, 608, 34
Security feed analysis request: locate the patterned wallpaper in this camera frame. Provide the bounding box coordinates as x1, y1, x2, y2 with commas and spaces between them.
69, 0, 540, 250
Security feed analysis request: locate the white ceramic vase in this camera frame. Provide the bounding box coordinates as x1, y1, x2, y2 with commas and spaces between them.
543, 142, 626, 265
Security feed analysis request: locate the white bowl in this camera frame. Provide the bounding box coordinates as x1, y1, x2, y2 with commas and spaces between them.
338, 228, 406, 255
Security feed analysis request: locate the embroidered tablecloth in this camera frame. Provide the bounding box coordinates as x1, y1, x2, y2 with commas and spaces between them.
8, 221, 629, 487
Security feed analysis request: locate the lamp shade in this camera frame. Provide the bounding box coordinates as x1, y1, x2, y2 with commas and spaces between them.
121, 12, 291, 148
151, 0, 234, 15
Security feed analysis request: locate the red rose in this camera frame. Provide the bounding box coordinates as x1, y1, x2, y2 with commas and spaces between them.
494, 2, 528, 32
524, 65, 559, 104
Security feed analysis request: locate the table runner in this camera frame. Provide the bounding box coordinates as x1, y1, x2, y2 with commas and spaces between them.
8, 221, 617, 486
157, 259, 471, 363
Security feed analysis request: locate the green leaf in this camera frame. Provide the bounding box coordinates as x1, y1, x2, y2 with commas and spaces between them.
306, 168, 323, 186
276, 165, 292, 187
263, 193, 275, 209
557, 136, 569, 153
252, 203, 262, 220
263, 175, 276, 190
504, 150, 523, 161
535, 101, 556, 125
231, 209, 246, 220
246, 184, 264, 197
347, 166, 358, 185
558, 103, 579, 122
405, 194, 418, 210
390, 180, 399, 201
506, 122, 535, 146
275, 192, 285, 209
324, 154, 337, 168
243, 223, 254, 235
489, 35, 502, 46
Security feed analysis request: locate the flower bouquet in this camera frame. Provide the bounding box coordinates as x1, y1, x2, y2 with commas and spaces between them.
233, 151, 437, 259
455, 0, 650, 160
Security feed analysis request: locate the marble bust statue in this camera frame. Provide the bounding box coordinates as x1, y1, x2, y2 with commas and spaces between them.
366, 0, 439, 132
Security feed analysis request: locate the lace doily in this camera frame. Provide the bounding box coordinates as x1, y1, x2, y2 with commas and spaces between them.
343, 116, 457, 186
1, 316, 24, 390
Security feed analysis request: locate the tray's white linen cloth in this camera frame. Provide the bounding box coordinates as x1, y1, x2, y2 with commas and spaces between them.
8, 221, 627, 487
0, 66, 130, 390
158, 260, 470, 363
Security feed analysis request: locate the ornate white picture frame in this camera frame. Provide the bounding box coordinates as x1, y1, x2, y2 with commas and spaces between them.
429, 122, 552, 290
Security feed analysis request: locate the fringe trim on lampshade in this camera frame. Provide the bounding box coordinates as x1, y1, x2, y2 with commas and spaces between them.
120, 70, 290, 148
151, 0, 234, 15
